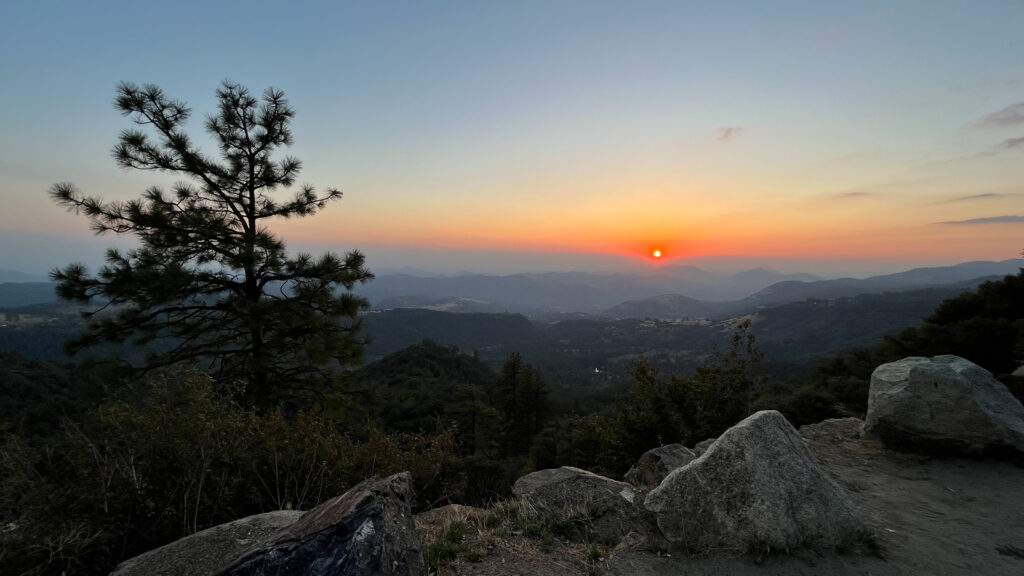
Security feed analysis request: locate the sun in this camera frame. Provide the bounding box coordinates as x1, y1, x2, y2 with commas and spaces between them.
652, 249, 662, 259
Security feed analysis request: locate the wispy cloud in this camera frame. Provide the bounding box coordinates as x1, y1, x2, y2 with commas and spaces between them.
835, 191, 874, 198
949, 193, 1002, 201
930, 191, 1022, 205
973, 102, 1024, 128
717, 126, 744, 142
996, 136, 1024, 150
938, 215, 1024, 225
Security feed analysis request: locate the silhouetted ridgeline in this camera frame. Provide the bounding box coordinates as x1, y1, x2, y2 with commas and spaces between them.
0, 281, 57, 307
356, 259, 1023, 316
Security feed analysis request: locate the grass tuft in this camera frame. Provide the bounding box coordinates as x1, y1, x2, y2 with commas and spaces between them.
425, 519, 470, 568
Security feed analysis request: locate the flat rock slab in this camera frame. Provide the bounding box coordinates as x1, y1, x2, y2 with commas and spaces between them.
799, 417, 864, 440
513, 466, 644, 543
644, 410, 865, 553
112, 511, 304, 576
219, 472, 424, 576
864, 355, 1024, 456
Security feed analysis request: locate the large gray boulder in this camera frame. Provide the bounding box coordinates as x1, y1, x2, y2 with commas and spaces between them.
644, 410, 865, 553
624, 444, 696, 488
863, 355, 1024, 456
112, 511, 304, 576
220, 472, 424, 576
513, 466, 644, 543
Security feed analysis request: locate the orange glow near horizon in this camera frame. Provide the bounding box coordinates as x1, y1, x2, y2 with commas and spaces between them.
274, 199, 1023, 268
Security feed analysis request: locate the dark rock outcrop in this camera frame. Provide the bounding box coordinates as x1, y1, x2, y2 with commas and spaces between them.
220, 472, 424, 576
624, 444, 696, 488
863, 355, 1024, 456
644, 410, 865, 553
114, 472, 424, 576
111, 511, 304, 576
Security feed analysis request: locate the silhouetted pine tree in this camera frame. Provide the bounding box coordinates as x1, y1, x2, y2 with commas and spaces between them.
50, 81, 372, 405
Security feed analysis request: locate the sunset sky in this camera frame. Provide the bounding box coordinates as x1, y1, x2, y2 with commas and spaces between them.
1, 1, 1022, 277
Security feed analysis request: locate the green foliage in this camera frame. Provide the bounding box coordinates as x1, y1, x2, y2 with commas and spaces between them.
686, 320, 766, 438
0, 351, 119, 438
614, 361, 693, 458
350, 340, 499, 440
346, 427, 457, 509
617, 321, 763, 463
757, 346, 886, 426
883, 270, 1024, 375
750, 287, 972, 361
558, 413, 625, 476
495, 352, 550, 457
549, 321, 766, 475
49, 81, 372, 405
362, 309, 538, 359
317, 342, 556, 505
0, 371, 453, 576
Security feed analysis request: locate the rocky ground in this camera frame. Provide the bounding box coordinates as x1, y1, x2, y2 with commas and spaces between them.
416, 418, 1024, 576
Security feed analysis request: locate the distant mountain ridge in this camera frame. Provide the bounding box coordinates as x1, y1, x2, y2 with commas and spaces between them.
746, 259, 1024, 305
2, 269, 1018, 387
374, 295, 509, 314
605, 294, 710, 319
363, 259, 1022, 319
0, 283, 58, 307
0, 269, 49, 283
3, 259, 1021, 315
358, 268, 823, 313
603, 261, 1022, 320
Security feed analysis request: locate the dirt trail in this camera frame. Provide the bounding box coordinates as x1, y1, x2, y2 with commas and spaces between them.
418, 418, 1024, 575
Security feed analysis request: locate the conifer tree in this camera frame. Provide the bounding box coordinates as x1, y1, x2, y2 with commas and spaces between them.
495, 352, 549, 456
50, 81, 373, 405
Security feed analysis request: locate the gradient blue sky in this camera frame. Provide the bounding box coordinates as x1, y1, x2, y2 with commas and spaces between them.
2, 1, 1022, 277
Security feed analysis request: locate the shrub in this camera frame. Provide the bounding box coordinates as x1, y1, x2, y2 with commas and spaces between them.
0, 370, 453, 575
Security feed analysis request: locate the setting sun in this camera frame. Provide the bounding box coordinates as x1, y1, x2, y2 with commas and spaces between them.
652, 250, 662, 259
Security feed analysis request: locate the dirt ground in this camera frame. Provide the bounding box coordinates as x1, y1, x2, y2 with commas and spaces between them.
415, 418, 1024, 575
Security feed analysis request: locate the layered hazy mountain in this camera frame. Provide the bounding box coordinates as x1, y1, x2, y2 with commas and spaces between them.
744, 260, 1024, 305
0, 282, 59, 307
3, 259, 1021, 384
357, 259, 1024, 318
605, 259, 1024, 320
357, 267, 823, 314
3, 259, 1021, 316
0, 269, 50, 283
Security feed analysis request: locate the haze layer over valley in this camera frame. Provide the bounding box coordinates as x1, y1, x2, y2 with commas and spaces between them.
355, 259, 1024, 318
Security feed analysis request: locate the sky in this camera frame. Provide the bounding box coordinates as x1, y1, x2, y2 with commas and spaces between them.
1, 0, 1023, 278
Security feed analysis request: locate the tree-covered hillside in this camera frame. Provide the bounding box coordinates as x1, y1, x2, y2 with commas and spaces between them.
883, 270, 1024, 375
3, 262, 1022, 574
